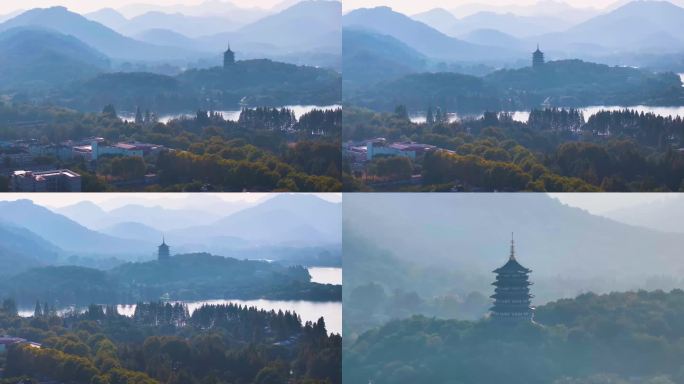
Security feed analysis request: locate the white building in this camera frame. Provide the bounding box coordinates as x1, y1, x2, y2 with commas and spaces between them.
11, 169, 82, 192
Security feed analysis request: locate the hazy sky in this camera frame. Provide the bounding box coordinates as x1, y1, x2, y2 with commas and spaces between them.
342, 0, 617, 14
0, 193, 341, 209
549, 193, 679, 215
0, 0, 286, 14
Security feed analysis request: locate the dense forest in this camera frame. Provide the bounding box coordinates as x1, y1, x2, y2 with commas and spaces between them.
0, 102, 342, 192
0, 300, 340, 383
343, 106, 684, 192
345, 60, 684, 112
343, 289, 684, 384
8, 59, 340, 113
0, 253, 341, 307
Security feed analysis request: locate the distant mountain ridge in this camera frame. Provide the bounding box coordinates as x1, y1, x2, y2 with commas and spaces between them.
0, 200, 151, 256
602, 195, 684, 233
0, 195, 340, 277
196, 0, 341, 59
544, 0, 684, 52
0, 221, 62, 276
344, 193, 684, 284
342, 28, 427, 86
0, 27, 110, 90
167, 194, 341, 246
0, 2, 341, 68
343, 6, 523, 63
0, 6, 202, 61
344, 1, 684, 71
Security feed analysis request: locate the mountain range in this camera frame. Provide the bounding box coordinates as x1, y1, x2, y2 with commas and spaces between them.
0, 7, 200, 62
343, 1, 684, 74
342, 6, 522, 64
0, 194, 340, 276
0, 1, 341, 68
602, 195, 684, 233
344, 193, 684, 304
0, 27, 110, 89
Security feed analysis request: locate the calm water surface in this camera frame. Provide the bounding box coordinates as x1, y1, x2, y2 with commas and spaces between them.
18, 267, 342, 334
410, 105, 684, 124
308, 267, 342, 285
122, 104, 341, 124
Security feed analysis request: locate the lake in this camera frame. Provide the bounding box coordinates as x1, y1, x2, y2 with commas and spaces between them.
309, 267, 342, 285
510, 105, 684, 123
20, 299, 341, 335
410, 105, 684, 124
121, 104, 341, 124
117, 299, 342, 335
18, 267, 343, 335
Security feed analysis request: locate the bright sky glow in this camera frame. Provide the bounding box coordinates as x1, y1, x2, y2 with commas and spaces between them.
341, 0, 617, 14
0, 0, 287, 14
548, 193, 679, 216
0, 193, 341, 209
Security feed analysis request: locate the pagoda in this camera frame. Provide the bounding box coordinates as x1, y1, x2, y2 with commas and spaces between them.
532, 44, 544, 68
158, 237, 170, 261
224, 45, 235, 68
490, 233, 534, 322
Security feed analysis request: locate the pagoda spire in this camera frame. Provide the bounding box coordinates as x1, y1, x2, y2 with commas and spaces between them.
510, 232, 515, 260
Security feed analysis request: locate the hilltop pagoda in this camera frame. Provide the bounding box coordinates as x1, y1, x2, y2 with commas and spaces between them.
158, 237, 170, 261
224, 45, 236, 68
490, 233, 534, 322
532, 44, 545, 68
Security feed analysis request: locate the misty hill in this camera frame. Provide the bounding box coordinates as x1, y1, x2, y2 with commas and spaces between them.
56, 201, 228, 232
0, 222, 61, 276
539, 1, 684, 53
134, 28, 199, 51
344, 289, 684, 384
84, 8, 128, 31
176, 59, 340, 104
449, 11, 572, 38
55, 58, 340, 112
349, 59, 684, 111
603, 195, 684, 234
0, 28, 109, 90
342, 6, 522, 63
0, 200, 151, 256
484, 59, 684, 106
342, 29, 427, 87
460, 28, 526, 51
0, 253, 341, 306
116, 0, 268, 25
54, 201, 109, 229
449, 0, 598, 24
196, 1, 341, 58
121, 11, 237, 38
100, 222, 162, 242
171, 194, 341, 246
411, 8, 459, 35
1, 265, 117, 305
231, 0, 339, 51
0, 7, 201, 62
343, 193, 684, 303
347, 71, 500, 112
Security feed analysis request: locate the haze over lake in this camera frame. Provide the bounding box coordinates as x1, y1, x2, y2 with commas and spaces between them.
408, 105, 684, 124
309, 267, 342, 285
121, 104, 342, 124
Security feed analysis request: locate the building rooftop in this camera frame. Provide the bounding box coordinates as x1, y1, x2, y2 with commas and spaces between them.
13, 169, 80, 178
